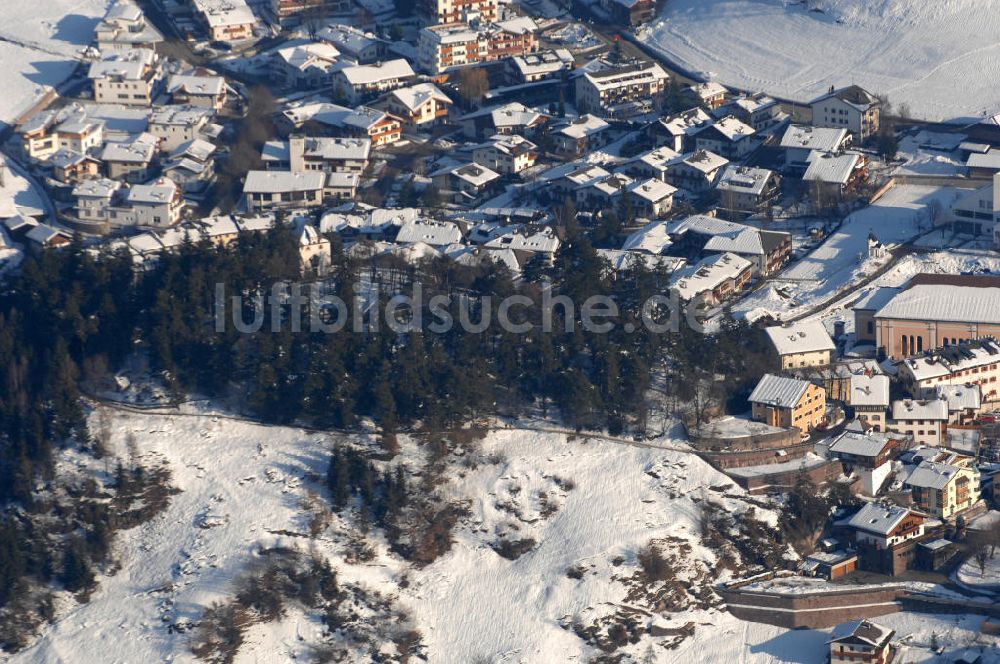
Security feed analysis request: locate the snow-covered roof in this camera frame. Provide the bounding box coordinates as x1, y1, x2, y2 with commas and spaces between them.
275, 40, 340, 69
716, 165, 775, 196
582, 61, 668, 91
622, 220, 672, 254
390, 82, 451, 112
780, 124, 849, 152
558, 114, 609, 139
660, 107, 713, 137
88, 49, 155, 80
814, 85, 880, 112
317, 24, 383, 56
680, 149, 728, 174
700, 115, 754, 142
100, 132, 158, 163
395, 219, 463, 246
170, 138, 216, 162
851, 374, 890, 408
875, 284, 1000, 325
827, 619, 894, 648
511, 49, 573, 77
298, 137, 371, 161
670, 252, 751, 302
688, 80, 727, 100
243, 170, 326, 193
192, 0, 256, 29
765, 321, 835, 356
847, 502, 912, 536
891, 399, 948, 421
900, 339, 1000, 381
627, 178, 677, 203
905, 459, 964, 490
168, 73, 225, 97
935, 383, 982, 412
338, 59, 414, 85
26, 224, 69, 246
484, 227, 559, 253
149, 105, 212, 127
439, 162, 501, 187
803, 150, 862, 185
73, 178, 122, 199
966, 151, 1000, 171
127, 178, 179, 205
829, 431, 893, 458
747, 373, 812, 409
560, 164, 610, 188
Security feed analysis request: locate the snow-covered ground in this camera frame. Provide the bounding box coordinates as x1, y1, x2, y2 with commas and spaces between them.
638, 0, 1000, 122
0, 0, 111, 126
14, 405, 1000, 662
734, 185, 963, 323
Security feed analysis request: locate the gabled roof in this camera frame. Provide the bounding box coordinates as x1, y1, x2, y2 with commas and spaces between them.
765, 321, 835, 356
827, 619, 893, 648
338, 59, 414, 85
905, 459, 964, 490
748, 373, 812, 408
829, 431, 893, 459
390, 82, 451, 112
847, 502, 913, 536
780, 124, 849, 152
813, 85, 880, 112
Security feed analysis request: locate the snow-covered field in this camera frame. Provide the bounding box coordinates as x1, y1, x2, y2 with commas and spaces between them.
0, 0, 110, 126
13, 405, 1000, 662
639, 0, 1000, 122
734, 184, 963, 323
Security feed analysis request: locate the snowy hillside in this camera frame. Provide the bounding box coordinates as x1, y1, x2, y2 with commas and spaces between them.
639, 0, 1000, 122
11, 406, 796, 662
0, 0, 111, 126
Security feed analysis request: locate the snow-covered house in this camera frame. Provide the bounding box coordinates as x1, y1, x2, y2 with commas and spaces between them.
395, 219, 463, 247
384, 82, 452, 127
431, 162, 501, 202
626, 178, 676, 219
846, 503, 925, 575
851, 373, 891, 433
316, 24, 387, 63
243, 171, 326, 211
88, 49, 162, 107
333, 60, 415, 105
748, 372, 826, 432
73, 178, 124, 224
666, 214, 791, 276
120, 177, 185, 227
803, 151, 868, 201
576, 173, 633, 210
903, 451, 980, 519
765, 321, 836, 370
717, 94, 783, 132
287, 136, 371, 174
168, 71, 227, 110
270, 40, 342, 89
296, 224, 331, 273
693, 115, 756, 160
665, 150, 728, 192
49, 150, 102, 184
686, 81, 727, 109
555, 114, 610, 157
163, 138, 217, 193
780, 125, 851, 173
95, 0, 163, 52
575, 60, 669, 119
889, 398, 949, 447
472, 134, 537, 175
621, 145, 681, 183
715, 165, 780, 217
811, 85, 881, 142
460, 102, 548, 140
509, 49, 573, 83
148, 105, 214, 152
653, 107, 713, 153
99, 132, 159, 182
670, 251, 753, 307
828, 620, 894, 664
191, 0, 257, 41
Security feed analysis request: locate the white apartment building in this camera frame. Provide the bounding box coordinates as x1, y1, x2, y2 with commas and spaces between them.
810, 85, 881, 141
88, 49, 162, 106
472, 134, 537, 174
417, 18, 537, 74
419, 0, 498, 25
575, 60, 669, 119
